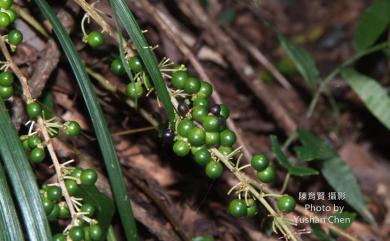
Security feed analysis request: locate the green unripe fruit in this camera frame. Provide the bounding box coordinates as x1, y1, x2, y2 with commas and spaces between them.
219, 129, 236, 147
256, 166, 276, 183
0, 85, 13, 99
177, 118, 194, 137
64, 121, 81, 137
187, 127, 206, 146
47, 204, 60, 221
0, 71, 13, 86
250, 154, 269, 171
173, 140, 190, 157
246, 199, 258, 217
80, 169, 98, 186
205, 132, 220, 147
30, 147, 45, 163
128, 56, 143, 73
126, 82, 143, 100
58, 203, 70, 218
277, 195, 296, 213
69, 226, 84, 241
7, 29, 23, 45
71, 167, 83, 178
42, 196, 54, 214
110, 58, 125, 75
89, 224, 103, 240
46, 186, 62, 201
219, 104, 230, 119
201, 115, 220, 132
192, 96, 209, 109
87, 31, 104, 48
0, 12, 10, 28
193, 147, 211, 166
184, 77, 201, 94
192, 106, 208, 122
22, 139, 30, 150
0, 0, 12, 9
198, 81, 213, 97
65, 179, 79, 196
171, 70, 188, 89
53, 233, 67, 241
218, 146, 233, 156
3, 9, 16, 23
228, 199, 247, 218
205, 161, 223, 179
26, 102, 42, 119
28, 135, 41, 148
81, 203, 95, 217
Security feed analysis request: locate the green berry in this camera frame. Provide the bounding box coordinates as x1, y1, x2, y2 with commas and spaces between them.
126, 82, 143, 100
187, 127, 206, 146
256, 166, 276, 183
47, 204, 60, 221
0, 12, 10, 28
277, 195, 296, 213
81, 203, 95, 217
205, 132, 220, 147
87, 31, 104, 48
89, 224, 103, 240
218, 146, 233, 156
30, 147, 45, 163
0, 0, 12, 9
246, 199, 258, 217
191, 106, 208, 122
46, 186, 62, 201
184, 77, 200, 94
128, 56, 143, 73
191, 145, 205, 155
110, 58, 125, 75
0, 71, 13, 86
65, 179, 79, 196
26, 102, 42, 119
192, 96, 209, 109
219, 104, 230, 119
83, 227, 91, 241
58, 203, 70, 218
7, 29, 23, 45
219, 129, 236, 147
228, 199, 247, 218
69, 226, 84, 241
28, 135, 41, 148
250, 154, 269, 171
193, 147, 211, 166
173, 140, 190, 157
42, 196, 54, 214
80, 169, 98, 186
177, 118, 194, 137
22, 139, 30, 150
205, 161, 223, 179
0, 85, 13, 99
171, 70, 188, 89
198, 81, 212, 97
71, 167, 83, 178
3, 8, 16, 23
53, 233, 67, 241
64, 121, 81, 136
201, 115, 220, 132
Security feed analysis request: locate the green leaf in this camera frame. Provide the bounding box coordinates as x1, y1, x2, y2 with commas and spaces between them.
355, 0, 390, 51
294, 130, 335, 161
329, 212, 356, 229
33, 1, 138, 240
310, 224, 335, 241
277, 33, 320, 88
322, 156, 375, 225
341, 68, 390, 129
76, 185, 115, 241
270, 135, 319, 176
109, 0, 176, 126
0, 100, 52, 241
0, 162, 24, 241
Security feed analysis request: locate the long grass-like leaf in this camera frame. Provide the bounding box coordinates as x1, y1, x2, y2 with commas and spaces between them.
33, 1, 138, 240
108, 0, 176, 125
0, 162, 24, 241
0, 100, 52, 241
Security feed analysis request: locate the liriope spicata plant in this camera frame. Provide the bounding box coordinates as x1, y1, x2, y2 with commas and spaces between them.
0, 1, 109, 240
71, 0, 302, 240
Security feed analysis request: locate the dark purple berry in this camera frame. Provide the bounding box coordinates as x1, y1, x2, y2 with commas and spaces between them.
177, 102, 189, 116
209, 104, 221, 116
163, 129, 175, 143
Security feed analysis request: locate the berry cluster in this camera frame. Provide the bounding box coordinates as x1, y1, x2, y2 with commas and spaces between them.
0, 71, 14, 99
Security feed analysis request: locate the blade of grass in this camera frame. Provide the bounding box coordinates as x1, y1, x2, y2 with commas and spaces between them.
33, 0, 138, 240
0, 162, 24, 241
0, 100, 52, 241
108, 0, 176, 126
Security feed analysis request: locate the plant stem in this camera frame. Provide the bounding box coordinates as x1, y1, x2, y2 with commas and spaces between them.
0, 36, 77, 221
